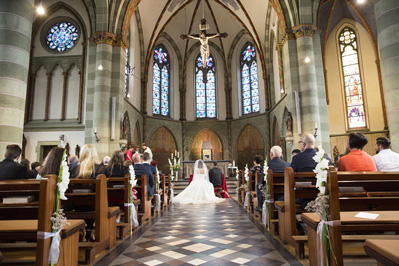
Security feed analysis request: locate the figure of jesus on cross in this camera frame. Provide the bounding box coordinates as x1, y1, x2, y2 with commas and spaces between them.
181, 19, 227, 68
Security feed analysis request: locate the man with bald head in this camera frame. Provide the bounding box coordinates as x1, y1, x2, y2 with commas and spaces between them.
133, 152, 155, 198
291, 133, 331, 172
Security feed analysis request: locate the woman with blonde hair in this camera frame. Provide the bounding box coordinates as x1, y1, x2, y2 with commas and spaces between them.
71, 144, 105, 178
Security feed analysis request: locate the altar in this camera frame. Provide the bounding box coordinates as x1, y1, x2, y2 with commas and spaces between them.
182, 160, 231, 178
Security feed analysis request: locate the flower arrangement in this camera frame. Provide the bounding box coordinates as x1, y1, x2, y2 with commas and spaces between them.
244, 164, 250, 210
305, 146, 336, 266
261, 158, 271, 230
128, 165, 139, 233
49, 150, 70, 265
168, 151, 181, 180
155, 167, 162, 213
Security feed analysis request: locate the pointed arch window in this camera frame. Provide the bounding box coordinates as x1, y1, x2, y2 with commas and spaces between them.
241, 43, 259, 115
152, 45, 170, 116
339, 27, 366, 128
195, 54, 216, 118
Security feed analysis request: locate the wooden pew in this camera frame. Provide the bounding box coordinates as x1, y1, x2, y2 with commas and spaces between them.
274, 167, 317, 257
250, 172, 261, 218
107, 174, 137, 239
238, 171, 246, 204
0, 176, 84, 266
302, 170, 399, 266
364, 239, 399, 266
260, 170, 284, 234
135, 174, 151, 224
63, 175, 120, 264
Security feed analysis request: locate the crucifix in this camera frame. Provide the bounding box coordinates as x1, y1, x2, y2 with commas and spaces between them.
181, 18, 227, 71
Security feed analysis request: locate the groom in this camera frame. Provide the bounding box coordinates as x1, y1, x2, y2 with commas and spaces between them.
209, 161, 223, 197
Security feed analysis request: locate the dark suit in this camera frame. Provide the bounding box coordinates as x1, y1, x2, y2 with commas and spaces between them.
291, 148, 332, 172
105, 164, 129, 177
134, 163, 155, 196
209, 167, 223, 187
0, 158, 29, 180
143, 162, 156, 175
28, 169, 38, 179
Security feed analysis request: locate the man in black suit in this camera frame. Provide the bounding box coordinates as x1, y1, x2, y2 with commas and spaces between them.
209, 161, 223, 197
291, 134, 331, 172
133, 153, 155, 198
0, 145, 29, 180
142, 152, 156, 175
255, 147, 290, 213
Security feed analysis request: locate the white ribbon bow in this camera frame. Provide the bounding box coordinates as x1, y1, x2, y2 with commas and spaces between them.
124, 203, 139, 227
169, 189, 174, 203
265, 199, 274, 203
154, 194, 161, 213
37, 227, 62, 264
243, 191, 250, 208
262, 201, 267, 227
317, 219, 341, 266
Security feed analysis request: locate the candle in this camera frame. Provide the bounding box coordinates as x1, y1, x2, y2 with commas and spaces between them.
94, 127, 97, 133
171, 153, 173, 158
175, 150, 177, 156
315, 122, 318, 129
177, 152, 179, 158
233, 160, 235, 167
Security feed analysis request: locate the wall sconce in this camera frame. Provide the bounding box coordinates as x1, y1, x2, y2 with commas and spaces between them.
94, 127, 100, 143
314, 122, 318, 139
59, 135, 64, 141
119, 139, 127, 151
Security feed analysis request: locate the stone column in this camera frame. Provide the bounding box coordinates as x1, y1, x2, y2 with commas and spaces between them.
374, 0, 399, 151
61, 72, 68, 121
92, 34, 114, 158
293, 25, 321, 139
0, 0, 34, 154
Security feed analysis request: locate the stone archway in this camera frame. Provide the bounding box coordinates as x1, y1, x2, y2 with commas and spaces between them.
149, 126, 177, 174
237, 124, 265, 169
190, 128, 223, 161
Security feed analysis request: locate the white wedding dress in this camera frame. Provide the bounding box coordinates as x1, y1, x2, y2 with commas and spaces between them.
173, 160, 225, 205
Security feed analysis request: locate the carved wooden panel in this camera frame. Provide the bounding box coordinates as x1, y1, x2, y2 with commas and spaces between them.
190, 128, 223, 161
149, 127, 177, 173
237, 125, 265, 169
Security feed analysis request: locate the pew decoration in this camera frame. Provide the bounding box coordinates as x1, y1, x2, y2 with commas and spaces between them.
243, 164, 250, 210
236, 168, 240, 196
127, 165, 139, 233
169, 182, 174, 203
261, 158, 271, 230
168, 153, 181, 181
47, 150, 70, 265
305, 146, 339, 266
155, 167, 161, 213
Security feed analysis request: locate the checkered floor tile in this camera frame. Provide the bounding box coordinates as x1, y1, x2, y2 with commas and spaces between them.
96, 199, 300, 266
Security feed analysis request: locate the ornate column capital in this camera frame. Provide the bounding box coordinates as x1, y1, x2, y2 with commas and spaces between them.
90, 32, 117, 46
292, 24, 319, 39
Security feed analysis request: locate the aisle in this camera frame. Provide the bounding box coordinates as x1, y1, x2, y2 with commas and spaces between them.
96, 199, 301, 266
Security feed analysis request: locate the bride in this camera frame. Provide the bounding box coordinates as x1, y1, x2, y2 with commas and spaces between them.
173, 160, 226, 205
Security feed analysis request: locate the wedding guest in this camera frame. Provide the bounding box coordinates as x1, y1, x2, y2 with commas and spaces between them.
291, 149, 301, 158
141, 143, 153, 161
133, 153, 155, 198
269, 146, 290, 173
20, 158, 30, 170
142, 152, 156, 175
151, 160, 163, 175
38, 147, 65, 178
251, 155, 263, 173
291, 134, 332, 172
338, 132, 376, 171
373, 137, 399, 171
71, 144, 105, 178
30, 161, 41, 179
105, 150, 129, 177
68, 155, 79, 172
0, 144, 29, 180
126, 145, 134, 161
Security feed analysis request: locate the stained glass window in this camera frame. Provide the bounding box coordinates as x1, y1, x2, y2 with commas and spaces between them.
152, 45, 169, 116
46, 22, 79, 52
196, 54, 216, 118
339, 27, 366, 128
240, 43, 259, 115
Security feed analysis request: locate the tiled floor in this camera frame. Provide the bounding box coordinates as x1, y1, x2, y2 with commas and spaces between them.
95, 199, 302, 266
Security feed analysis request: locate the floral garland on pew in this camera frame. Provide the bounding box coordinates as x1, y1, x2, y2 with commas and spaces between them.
127, 165, 139, 234
305, 147, 339, 266
261, 158, 271, 230
37, 150, 70, 265
243, 164, 250, 211
155, 167, 162, 213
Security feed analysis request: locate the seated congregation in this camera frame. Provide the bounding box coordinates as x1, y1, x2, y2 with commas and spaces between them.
1, 132, 399, 265
0, 143, 172, 265
238, 133, 399, 266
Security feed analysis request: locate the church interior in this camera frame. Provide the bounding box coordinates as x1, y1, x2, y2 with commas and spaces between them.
1, 0, 399, 265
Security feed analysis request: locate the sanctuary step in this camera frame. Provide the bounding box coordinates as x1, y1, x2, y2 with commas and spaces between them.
171, 177, 238, 196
